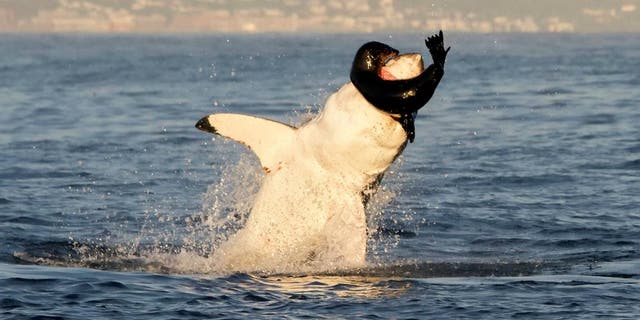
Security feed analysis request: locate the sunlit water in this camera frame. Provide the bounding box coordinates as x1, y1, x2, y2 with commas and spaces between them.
1, 33, 639, 318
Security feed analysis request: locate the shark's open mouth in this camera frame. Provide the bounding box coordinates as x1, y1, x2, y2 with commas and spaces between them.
379, 54, 400, 80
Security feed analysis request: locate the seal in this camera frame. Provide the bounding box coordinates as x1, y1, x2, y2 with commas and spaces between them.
196, 31, 449, 273
350, 30, 450, 142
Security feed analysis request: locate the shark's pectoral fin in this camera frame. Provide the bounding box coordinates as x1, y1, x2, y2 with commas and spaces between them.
196, 113, 296, 173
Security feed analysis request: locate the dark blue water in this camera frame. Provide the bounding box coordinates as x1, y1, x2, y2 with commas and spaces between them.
1, 33, 639, 318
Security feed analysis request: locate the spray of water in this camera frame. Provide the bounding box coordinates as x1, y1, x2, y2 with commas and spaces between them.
15, 108, 411, 275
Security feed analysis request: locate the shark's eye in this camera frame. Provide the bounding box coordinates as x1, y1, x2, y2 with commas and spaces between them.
382, 51, 398, 64
383, 55, 395, 64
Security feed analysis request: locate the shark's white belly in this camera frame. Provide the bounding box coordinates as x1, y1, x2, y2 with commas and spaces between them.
215, 161, 366, 272
212, 84, 406, 273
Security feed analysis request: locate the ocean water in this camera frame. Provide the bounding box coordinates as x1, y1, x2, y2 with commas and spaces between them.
1, 32, 639, 318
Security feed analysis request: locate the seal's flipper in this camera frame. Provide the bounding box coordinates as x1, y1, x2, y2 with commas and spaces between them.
196, 113, 296, 173
425, 30, 450, 68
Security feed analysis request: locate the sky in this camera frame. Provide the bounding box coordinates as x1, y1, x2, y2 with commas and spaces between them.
1, 0, 639, 33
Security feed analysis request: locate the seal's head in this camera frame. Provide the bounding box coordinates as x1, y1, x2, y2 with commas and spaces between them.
352, 41, 399, 74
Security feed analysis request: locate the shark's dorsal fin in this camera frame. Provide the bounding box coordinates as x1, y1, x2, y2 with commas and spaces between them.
196, 113, 296, 173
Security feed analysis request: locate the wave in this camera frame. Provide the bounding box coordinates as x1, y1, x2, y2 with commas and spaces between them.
15, 243, 638, 281
12, 244, 556, 278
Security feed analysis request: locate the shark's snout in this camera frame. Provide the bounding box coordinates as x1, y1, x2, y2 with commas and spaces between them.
382, 53, 424, 80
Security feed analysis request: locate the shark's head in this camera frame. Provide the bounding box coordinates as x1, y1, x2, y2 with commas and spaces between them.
379, 53, 424, 81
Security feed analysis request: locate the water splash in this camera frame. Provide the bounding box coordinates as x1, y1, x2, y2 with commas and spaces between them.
14, 107, 413, 275
364, 158, 418, 265
186, 154, 264, 256
125, 152, 266, 274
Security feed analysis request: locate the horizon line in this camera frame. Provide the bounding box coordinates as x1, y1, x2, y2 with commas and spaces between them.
2, 30, 639, 35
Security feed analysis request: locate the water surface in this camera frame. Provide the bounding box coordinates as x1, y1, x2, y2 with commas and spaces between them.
1, 33, 639, 319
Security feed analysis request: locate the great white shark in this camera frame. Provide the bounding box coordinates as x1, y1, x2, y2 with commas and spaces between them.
196, 31, 449, 273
